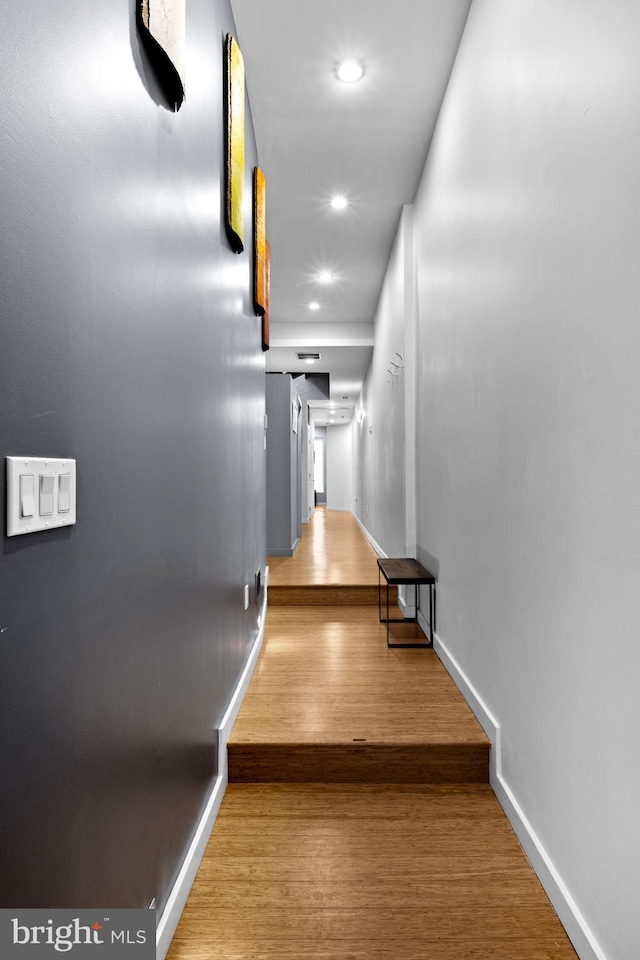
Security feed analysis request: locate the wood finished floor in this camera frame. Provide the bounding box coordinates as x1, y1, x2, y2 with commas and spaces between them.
228, 605, 489, 783
167, 509, 578, 960
268, 507, 379, 586
168, 784, 577, 960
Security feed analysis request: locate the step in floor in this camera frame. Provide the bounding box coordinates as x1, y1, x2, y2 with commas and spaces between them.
267, 584, 392, 606
228, 605, 489, 784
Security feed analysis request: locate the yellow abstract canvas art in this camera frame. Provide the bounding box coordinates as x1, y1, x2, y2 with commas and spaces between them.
138, 0, 186, 109
225, 35, 245, 254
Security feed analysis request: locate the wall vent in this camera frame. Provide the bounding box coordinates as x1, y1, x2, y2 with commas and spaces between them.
297, 352, 321, 360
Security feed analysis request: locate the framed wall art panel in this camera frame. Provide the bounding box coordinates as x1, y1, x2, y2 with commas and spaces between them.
224, 34, 245, 254
262, 240, 270, 352
253, 167, 267, 315
138, 0, 186, 109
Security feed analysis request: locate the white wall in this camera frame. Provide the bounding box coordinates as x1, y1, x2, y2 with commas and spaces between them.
353, 212, 409, 555
354, 1, 640, 957
414, 2, 640, 958
327, 423, 354, 511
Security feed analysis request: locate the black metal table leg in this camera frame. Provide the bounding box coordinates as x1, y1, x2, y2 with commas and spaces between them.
429, 583, 433, 646
386, 575, 390, 645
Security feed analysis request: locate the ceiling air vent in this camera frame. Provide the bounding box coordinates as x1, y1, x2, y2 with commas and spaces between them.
297, 352, 321, 360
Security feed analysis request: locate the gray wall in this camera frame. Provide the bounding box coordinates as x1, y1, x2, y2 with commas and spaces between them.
295, 374, 330, 523
265, 374, 299, 555
0, 0, 265, 916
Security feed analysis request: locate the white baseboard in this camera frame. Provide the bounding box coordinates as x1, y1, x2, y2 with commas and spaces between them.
156, 585, 268, 960
419, 612, 499, 779
352, 517, 418, 620
398, 596, 416, 619
429, 620, 608, 960
397, 585, 416, 620
350, 510, 387, 559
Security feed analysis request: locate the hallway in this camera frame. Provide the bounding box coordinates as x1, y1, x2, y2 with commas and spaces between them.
167, 510, 577, 959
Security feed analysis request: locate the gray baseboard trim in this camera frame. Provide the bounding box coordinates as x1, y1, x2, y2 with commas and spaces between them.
266, 540, 298, 557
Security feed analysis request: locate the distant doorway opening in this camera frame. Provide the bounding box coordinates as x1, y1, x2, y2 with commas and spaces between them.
314, 436, 326, 505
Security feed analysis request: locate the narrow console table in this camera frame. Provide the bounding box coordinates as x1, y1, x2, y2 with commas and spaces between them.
377, 558, 436, 648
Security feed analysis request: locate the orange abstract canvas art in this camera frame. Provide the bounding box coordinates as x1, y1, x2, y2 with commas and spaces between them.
253, 166, 270, 350
138, 0, 186, 109
262, 240, 270, 352
224, 35, 245, 254
253, 167, 267, 314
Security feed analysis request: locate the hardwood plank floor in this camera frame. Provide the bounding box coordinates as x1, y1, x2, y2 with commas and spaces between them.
228, 605, 489, 782
268, 507, 380, 586
168, 784, 578, 960
167, 508, 578, 960
169, 942, 577, 960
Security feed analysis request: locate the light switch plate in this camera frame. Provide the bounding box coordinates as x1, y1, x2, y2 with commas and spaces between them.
6, 457, 77, 536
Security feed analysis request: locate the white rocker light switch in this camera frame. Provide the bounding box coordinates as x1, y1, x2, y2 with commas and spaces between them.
39, 474, 55, 515
20, 474, 35, 518
58, 473, 71, 513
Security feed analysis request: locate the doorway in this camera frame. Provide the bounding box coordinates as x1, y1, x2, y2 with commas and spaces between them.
313, 433, 326, 505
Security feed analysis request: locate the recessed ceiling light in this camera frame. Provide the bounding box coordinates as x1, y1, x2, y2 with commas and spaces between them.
330, 195, 348, 210
336, 59, 365, 83
318, 271, 333, 284
309, 301, 320, 311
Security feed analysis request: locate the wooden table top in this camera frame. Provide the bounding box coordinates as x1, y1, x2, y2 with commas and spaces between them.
377, 557, 436, 584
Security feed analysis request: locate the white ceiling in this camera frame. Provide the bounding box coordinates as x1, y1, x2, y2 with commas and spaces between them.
230, 0, 472, 422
